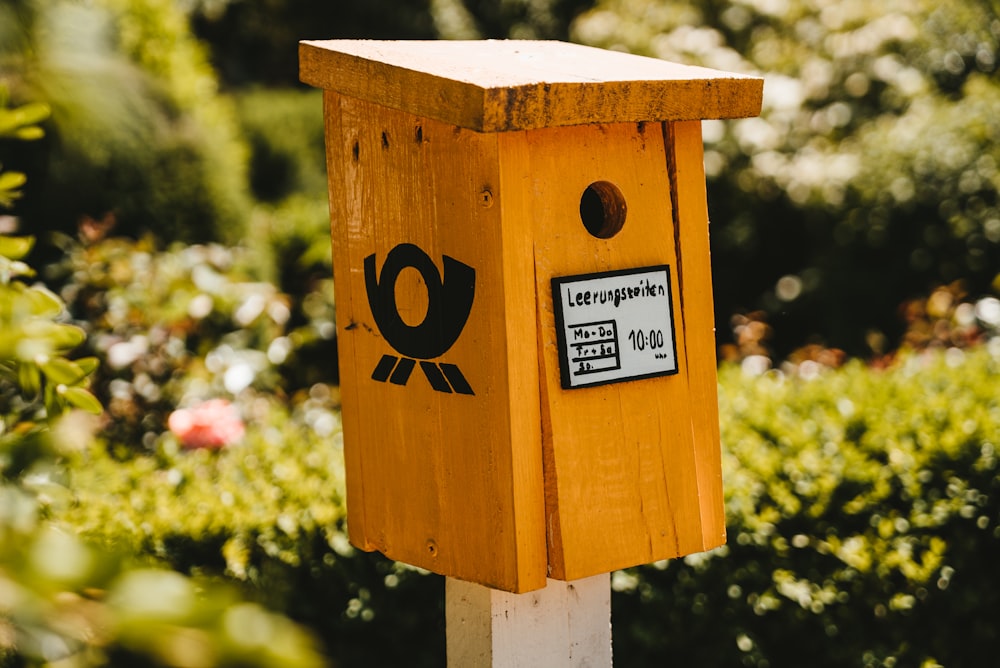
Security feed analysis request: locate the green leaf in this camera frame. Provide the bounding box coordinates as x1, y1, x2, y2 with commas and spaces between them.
74, 357, 100, 377
11, 103, 50, 128
60, 386, 104, 415
17, 361, 40, 397
22, 285, 64, 318
40, 357, 89, 386
0, 102, 49, 138
14, 127, 45, 141
46, 324, 86, 351
43, 380, 58, 415
0, 171, 27, 191
0, 257, 35, 281
0, 236, 35, 261
0, 170, 27, 205
0, 170, 27, 208
0, 331, 20, 360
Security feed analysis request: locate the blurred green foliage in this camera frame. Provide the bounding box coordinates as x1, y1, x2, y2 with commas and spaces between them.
573, 0, 1000, 356
0, 89, 46, 209
0, 98, 102, 474
0, 97, 323, 668
48, 235, 336, 450
3, 0, 996, 356
613, 347, 1000, 667
188, 0, 1000, 357
189, 0, 436, 87
2, 1, 1000, 665
0, 233, 102, 423
47, 341, 1000, 667
2, 531, 325, 668
445, 0, 595, 39
0, 0, 250, 244
236, 89, 327, 204
186, 0, 596, 86
0, 239, 324, 667
58, 394, 443, 667
231, 88, 340, 389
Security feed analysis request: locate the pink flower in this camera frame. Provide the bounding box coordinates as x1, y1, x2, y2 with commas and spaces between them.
168, 399, 245, 449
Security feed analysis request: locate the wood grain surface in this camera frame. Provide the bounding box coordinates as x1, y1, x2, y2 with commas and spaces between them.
308, 41, 758, 591
301, 39, 764, 132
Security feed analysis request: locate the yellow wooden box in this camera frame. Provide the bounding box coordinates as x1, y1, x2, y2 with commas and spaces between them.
300, 39, 762, 593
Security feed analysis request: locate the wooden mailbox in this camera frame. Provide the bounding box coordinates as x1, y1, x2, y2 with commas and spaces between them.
300, 39, 762, 593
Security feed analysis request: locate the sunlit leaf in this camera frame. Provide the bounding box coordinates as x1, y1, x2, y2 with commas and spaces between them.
43, 380, 58, 415
0, 236, 34, 261
22, 286, 63, 318
29, 525, 94, 586
0, 171, 26, 190
45, 323, 86, 351
40, 357, 88, 386
0, 333, 19, 360
0, 170, 27, 207
0, 258, 35, 281
60, 386, 104, 415
17, 361, 40, 397
14, 127, 45, 141
109, 569, 196, 621
74, 356, 100, 377
0, 102, 49, 138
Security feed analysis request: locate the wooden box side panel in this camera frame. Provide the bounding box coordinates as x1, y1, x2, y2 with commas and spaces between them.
499, 121, 723, 580
323, 92, 546, 592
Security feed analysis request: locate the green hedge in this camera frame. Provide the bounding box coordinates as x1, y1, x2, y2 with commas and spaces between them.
0, 226, 322, 667
54, 345, 1000, 666
233, 88, 338, 318
59, 397, 442, 667
612, 350, 1000, 667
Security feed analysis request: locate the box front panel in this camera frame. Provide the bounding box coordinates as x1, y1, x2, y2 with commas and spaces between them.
324, 92, 546, 592
498, 121, 724, 580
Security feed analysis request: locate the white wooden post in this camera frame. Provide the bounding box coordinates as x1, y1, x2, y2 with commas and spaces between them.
446, 574, 612, 667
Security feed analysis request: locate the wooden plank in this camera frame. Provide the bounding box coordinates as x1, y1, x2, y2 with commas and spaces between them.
499, 121, 712, 580
324, 92, 547, 593
665, 120, 726, 547
494, 127, 549, 588
300, 40, 764, 132
446, 574, 612, 667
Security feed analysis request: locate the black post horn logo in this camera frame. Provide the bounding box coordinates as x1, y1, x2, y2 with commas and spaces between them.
364, 243, 476, 395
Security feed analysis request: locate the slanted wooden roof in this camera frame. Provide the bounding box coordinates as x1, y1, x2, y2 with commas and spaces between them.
300, 39, 763, 132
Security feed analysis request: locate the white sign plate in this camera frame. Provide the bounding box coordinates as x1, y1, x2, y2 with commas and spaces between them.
552, 266, 679, 389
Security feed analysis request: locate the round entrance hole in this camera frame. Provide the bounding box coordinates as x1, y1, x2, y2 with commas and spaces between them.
580, 181, 627, 239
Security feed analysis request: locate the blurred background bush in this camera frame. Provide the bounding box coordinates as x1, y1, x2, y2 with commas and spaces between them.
574, 0, 1000, 358
2, 0, 1000, 666
0, 0, 251, 245
4, 0, 997, 358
